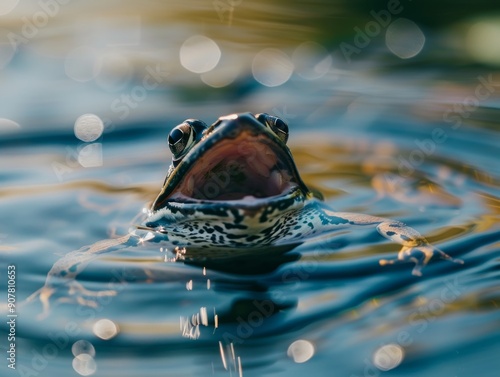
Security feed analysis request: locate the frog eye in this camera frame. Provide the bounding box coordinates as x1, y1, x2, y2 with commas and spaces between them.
168, 119, 207, 160
256, 113, 289, 144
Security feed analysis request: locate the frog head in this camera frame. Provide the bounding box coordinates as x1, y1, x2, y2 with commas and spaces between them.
146, 113, 312, 240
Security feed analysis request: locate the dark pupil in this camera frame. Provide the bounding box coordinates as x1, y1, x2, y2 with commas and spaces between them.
274, 118, 288, 133
169, 128, 184, 145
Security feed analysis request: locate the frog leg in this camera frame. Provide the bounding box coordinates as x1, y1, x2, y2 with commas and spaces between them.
325, 211, 463, 276
26, 233, 136, 318
51, 280, 118, 313
27, 280, 119, 319
374, 222, 463, 276
67, 280, 116, 297
25, 286, 55, 320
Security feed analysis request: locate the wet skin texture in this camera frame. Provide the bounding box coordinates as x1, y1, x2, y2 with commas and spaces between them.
28, 113, 463, 314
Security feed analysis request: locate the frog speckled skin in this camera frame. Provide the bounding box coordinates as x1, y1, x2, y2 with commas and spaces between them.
29, 113, 462, 314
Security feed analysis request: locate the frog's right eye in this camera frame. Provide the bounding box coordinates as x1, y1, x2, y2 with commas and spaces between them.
168, 123, 192, 157
168, 119, 207, 161
256, 113, 289, 144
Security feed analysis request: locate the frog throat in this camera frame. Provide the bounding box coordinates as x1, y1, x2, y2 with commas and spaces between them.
150, 113, 311, 215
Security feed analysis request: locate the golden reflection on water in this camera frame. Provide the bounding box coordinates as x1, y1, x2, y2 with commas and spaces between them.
3, 132, 498, 233
0, 179, 157, 201
0, 2, 498, 376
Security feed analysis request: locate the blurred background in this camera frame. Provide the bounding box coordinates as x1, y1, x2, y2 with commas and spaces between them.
1, 0, 500, 136
1, 1, 499, 377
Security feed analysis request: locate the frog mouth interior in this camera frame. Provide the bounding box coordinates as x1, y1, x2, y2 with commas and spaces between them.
169, 133, 299, 201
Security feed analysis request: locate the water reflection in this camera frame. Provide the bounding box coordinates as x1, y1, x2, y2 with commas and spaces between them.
3, 123, 499, 376
219, 341, 243, 377
180, 243, 300, 274
1, 1, 499, 376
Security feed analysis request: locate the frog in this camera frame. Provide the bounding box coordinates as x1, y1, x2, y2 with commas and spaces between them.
28, 112, 462, 315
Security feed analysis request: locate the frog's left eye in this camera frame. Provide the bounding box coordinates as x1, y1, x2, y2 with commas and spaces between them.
256, 113, 289, 144
168, 119, 207, 161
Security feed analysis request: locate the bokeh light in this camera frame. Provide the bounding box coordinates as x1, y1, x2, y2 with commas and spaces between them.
93, 318, 119, 340
74, 114, 104, 142
78, 144, 103, 167
0, 118, 21, 134
72, 353, 97, 376
287, 339, 315, 363
200, 57, 240, 88
292, 41, 332, 80
373, 344, 404, 371
0, 0, 19, 16
466, 18, 500, 65
72, 340, 96, 357
180, 35, 221, 74
252, 48, 294, 87
385, 18, 425, 59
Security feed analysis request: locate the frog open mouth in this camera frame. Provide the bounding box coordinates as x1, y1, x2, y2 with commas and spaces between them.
152, 115, 309, 210
170, 132, 300, 201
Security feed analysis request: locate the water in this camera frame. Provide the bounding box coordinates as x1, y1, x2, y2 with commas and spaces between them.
1, 2, 500, 376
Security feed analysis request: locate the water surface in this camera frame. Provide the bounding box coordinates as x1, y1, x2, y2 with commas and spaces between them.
1, 1, 499, 376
